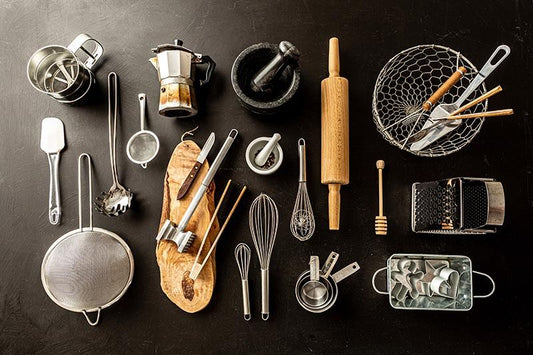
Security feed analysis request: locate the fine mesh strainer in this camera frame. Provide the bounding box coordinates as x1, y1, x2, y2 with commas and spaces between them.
41, 153, 134, 326
372, 45, 488, 157
126, 93, 160, 168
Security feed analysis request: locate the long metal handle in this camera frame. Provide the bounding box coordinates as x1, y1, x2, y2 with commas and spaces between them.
309, 256, 319, 281
320, 251, 339, 278
47, 153, 61, 225
261, 268, 269, 321
241, 279, 251, 321
298, 138, 306, 182
107, 72, 120, 187
455, 45, 510, 107
176, 129, 238, 232
78, 153, 93, 231
331, 261, 360, 283
138, 93, 146, 131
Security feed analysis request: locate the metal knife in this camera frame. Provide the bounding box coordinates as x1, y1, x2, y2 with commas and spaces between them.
176, 132, 215, 200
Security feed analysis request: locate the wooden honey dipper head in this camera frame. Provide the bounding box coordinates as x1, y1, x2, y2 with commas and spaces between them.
375, 160, 387, 235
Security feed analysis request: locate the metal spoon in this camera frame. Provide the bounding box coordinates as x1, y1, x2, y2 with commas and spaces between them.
95, 72, 133, 216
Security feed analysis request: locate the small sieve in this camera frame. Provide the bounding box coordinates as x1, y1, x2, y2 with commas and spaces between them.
126, 93, 160, 168
41, 153, 134, 326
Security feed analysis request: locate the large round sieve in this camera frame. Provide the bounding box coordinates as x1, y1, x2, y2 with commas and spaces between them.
41, 153, 134, 326
372, 45, 488, 157
126, 93, 159, 168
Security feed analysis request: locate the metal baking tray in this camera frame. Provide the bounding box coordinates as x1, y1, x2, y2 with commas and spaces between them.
372, 253, 495, 311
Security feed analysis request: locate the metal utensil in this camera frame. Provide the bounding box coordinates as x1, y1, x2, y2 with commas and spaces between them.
27, 34, 104, 104
320, 251, 339, 278
405, 86, 505, 144
373, 44, 488, 157
290, 138, 315, 241
40, 117, 65, 225
295, 259, 360, 313
411, 45, 511, 152
235, 243, 251, 321
301, 256, 329, 307
41, 153, 134, 326
249, 193, 279, 321
176, 132, 215, 200
126, 93, 160, 168
95, 72, 133, 217
157, 129, 238, 252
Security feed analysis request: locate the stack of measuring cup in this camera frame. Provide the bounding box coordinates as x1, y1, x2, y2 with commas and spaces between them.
295, 252, 360, 313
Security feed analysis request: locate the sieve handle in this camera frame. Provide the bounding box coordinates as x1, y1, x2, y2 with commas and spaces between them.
422, 67, 466, 111
67, 34, 104, 71
78, 153, 93, 231
138, 93, 146, 131
82, 308, 101, 326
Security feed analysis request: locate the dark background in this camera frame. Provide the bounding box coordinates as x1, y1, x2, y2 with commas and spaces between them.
1, 0, 532, 353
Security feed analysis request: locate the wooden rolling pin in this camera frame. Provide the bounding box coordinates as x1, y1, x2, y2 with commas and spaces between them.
321, 37, 349, 230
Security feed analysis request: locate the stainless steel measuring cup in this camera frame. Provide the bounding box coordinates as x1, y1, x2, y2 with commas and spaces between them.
295, 260, 360, 313
126, 93, 160, 168
27, 34, 104, 104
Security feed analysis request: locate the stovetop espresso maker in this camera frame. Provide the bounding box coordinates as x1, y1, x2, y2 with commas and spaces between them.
150, 39, 215, 118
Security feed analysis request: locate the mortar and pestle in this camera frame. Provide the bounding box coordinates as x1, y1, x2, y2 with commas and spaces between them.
231, 41, 301, 115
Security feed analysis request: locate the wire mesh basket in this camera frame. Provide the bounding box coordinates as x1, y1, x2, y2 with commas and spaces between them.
372, 45, 488, 157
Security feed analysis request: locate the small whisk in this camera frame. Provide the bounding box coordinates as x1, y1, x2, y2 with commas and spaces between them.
249, 193, 278, 321
234, 243, 251, 321
290, 139, 315, 241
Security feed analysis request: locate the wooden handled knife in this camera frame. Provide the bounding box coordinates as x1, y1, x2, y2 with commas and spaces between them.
176, 132, 215, 200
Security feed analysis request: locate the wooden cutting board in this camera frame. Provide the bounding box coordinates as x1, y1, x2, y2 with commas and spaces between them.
156, 140, 220, 313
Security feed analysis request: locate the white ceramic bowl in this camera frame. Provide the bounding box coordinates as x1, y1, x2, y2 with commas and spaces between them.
245, 137, 283, 175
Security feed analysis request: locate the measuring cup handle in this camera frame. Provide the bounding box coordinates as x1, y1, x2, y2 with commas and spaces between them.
372, 267, 389, 295
82, 308, 101, 326
473, 270, 496, 298
198, 55, 216, 86
67, 34, 104, 70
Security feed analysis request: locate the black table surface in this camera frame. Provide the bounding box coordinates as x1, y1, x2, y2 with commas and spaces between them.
1, 0, 532, 353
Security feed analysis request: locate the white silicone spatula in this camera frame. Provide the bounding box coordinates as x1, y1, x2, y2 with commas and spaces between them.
40, 117, 65, 225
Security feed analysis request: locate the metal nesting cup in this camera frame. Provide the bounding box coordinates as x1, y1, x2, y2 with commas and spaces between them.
27, 34, 103, 104
295, 271, 338, 313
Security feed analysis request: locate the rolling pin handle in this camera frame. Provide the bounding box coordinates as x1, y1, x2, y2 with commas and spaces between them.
328, 183, 341, 230
328, 37, 340, 77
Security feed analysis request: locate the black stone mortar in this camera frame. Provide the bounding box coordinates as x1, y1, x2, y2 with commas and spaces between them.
231, 43, 301, 115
